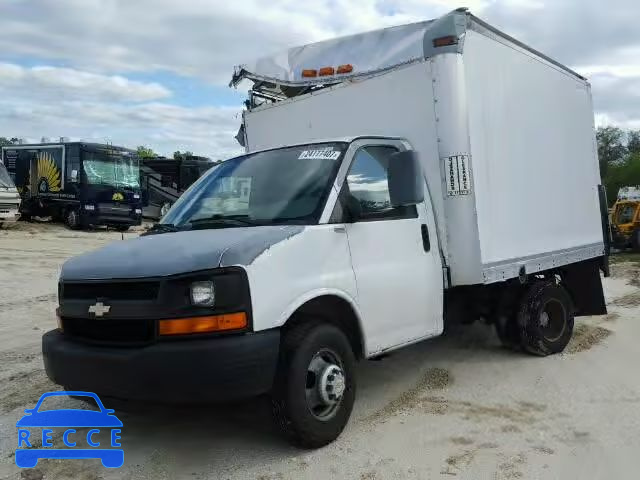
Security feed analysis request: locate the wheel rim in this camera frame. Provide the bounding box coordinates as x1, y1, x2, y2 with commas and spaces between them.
539, 299, 567, 342
305, 348, 346, 421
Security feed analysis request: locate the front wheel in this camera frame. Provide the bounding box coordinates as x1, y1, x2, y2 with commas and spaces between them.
271, 321, 356, 448
160, 202, 172, 217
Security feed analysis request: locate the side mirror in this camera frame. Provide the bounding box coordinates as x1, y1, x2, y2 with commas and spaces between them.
70, 170, 78, 182
388, 151, 424, 207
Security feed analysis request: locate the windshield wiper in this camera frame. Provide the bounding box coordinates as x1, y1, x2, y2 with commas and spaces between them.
142, 223, 180, 236
185, 214, 260, 229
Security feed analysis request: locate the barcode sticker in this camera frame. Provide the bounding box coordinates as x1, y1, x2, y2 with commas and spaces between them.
299, 150, 341, 160
445, 155, 471, 196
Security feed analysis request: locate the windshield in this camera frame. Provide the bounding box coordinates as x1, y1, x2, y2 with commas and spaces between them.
616, 203, 638, 224
161, 142, 346, 228
83, 150, 140, 188
0, 163, 15, 189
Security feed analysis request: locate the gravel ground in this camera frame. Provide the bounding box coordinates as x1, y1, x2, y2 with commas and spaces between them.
1, 221, 639, 479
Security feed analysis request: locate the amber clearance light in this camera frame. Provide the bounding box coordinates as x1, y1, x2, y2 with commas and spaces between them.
159, 312, 247, 336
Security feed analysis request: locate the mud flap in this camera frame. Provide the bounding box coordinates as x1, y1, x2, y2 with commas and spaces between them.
561, 258, 607, 316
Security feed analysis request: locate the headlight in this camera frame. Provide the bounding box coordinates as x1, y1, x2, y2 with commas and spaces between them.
190, 281, 215, 306
84, 204, 95, 211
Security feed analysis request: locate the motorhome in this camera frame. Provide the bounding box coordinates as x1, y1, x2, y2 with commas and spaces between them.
1, 142, 142, 230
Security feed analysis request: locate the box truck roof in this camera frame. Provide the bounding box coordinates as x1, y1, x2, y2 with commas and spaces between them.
230, 8, 585, 94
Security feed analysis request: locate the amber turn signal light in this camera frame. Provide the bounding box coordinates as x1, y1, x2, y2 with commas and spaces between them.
159, 312, 248, 336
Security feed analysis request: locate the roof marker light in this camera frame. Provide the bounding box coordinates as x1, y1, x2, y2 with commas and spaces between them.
302, 69, 318, 78
433, 35, 458, 47
336, 64, 354, 74
318, 67, 335, 76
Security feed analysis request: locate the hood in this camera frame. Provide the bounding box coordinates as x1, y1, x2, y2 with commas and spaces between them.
61, 225, 304, 281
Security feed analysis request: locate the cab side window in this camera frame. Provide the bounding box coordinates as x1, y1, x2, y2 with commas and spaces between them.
341, 146, 417, 221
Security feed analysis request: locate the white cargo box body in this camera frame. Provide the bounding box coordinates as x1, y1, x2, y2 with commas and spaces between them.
236, 10, 605, 286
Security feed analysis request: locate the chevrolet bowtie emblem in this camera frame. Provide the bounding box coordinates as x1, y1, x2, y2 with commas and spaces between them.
88, 301, 111, 317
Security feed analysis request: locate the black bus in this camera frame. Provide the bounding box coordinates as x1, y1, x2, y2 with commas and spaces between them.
0, 142, 142, 230
140, 155, 214, 219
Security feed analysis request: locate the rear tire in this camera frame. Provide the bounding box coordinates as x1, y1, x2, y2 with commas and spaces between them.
64, 208, 80, 230
271, 321, 356, 448
517, 281, 574, 356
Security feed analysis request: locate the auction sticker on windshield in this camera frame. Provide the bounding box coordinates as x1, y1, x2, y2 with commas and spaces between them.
298, 150, 341, 160
15, 391, 123, 469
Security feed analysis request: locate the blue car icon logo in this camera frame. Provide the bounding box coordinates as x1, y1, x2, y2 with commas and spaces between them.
16, 391, 123, 468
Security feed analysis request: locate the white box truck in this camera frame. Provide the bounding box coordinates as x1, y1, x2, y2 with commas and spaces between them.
0, 161, 21, 226
43, 8, 609, 448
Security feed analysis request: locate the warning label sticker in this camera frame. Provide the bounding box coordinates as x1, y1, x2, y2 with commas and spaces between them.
445, 155, 471, 196
299, 150, 341, 160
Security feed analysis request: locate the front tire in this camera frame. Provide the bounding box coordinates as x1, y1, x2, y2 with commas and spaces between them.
271, 321, 356, 448
517, 281, 574, 356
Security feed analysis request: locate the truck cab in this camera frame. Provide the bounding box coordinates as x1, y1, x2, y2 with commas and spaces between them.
0, 161, 21, 226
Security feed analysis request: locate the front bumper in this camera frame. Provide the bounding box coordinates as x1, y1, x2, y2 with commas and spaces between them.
0, 211, 20, 222
43, 328, 280, 403
81, 211, 142, 226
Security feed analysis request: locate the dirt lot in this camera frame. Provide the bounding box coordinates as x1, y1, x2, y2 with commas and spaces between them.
1, 221, 639, 479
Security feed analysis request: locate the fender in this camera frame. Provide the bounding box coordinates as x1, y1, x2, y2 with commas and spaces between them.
275, 287, 368, 354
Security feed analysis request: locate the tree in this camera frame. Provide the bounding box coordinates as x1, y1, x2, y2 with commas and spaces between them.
604, 152, 640, 206
627, 130, 640, 156
136, 145, 157, 158
0, 137, 18, 147
596, 126, 627, 177
173, 150, 193, 160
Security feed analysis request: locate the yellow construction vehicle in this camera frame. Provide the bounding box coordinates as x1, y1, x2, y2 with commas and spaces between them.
611, 186, 640, 249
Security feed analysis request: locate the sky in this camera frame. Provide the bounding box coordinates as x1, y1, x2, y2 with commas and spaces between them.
0, 0, 638, 158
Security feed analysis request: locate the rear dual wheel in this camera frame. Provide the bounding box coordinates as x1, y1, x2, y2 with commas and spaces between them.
495, 281, 574, 356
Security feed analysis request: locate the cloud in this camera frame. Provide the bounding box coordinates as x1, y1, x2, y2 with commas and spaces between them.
0, 63, 170, 102
0, 60, 239, 157
0, 0, 469, 84
1, 0, 640, 159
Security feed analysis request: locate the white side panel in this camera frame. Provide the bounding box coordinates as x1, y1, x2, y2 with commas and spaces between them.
431, 54, 483, 285
463, 30, 603, 269
245, 62, 448, 260
244, 224, 361, 339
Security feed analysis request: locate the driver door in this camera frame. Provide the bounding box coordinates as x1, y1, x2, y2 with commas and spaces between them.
335, 141, 443, 355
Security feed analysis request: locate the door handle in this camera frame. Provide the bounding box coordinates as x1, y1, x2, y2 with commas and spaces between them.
420, 224, 431, 252
333, 225, 346, 233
